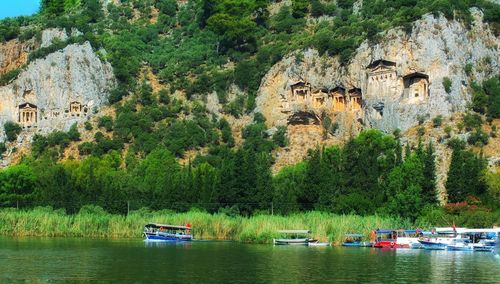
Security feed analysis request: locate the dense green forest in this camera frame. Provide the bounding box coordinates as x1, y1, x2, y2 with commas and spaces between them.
0, 0, 499, 227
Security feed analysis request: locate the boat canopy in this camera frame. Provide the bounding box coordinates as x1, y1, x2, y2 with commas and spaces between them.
277, 230, 311, 234
345, 234, 364, 237
145, 223, 191, 230
462, 228, 500, 234
375, 229, 395, 234
434, 227, 467, 234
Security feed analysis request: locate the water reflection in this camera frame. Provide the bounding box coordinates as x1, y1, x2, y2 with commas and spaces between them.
0, 237, 498, 282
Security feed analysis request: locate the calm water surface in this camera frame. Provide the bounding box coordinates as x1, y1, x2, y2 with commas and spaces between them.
0, 237, 499, 283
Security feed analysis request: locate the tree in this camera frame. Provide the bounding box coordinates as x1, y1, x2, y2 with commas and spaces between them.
68, 123, 81, 141
443, 77, 452, 94
292, 0, 309, 18
446, 139, 487, 203
385, 154, 424, 220
4, 121, 22, 142
41, 0, 65, 16
0, 164, 37, 207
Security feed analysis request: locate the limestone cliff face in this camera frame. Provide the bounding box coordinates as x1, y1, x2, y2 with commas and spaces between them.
0, 39, 35, 75
256, 10, 499, 134
0, 41, 115, 141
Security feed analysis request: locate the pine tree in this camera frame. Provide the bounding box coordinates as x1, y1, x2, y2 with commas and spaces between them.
421, 142, 437, 205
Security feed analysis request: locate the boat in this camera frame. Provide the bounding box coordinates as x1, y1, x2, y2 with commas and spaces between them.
462, 229, 499, 252
342, 234, 373, 247
447, 239, 473, 251
395, 229, 424, 249
308, 240, 330, 246
373, 229, 406, 249
418, 227, 468, 250
143, 223, 193, 242
273, 230, 311, 245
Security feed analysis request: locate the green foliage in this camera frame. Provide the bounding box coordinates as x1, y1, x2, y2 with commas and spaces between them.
462, 112, 482, 131
0, 164, 36, 206
0, 68, 22, 86
0, 142, 5, 157
467, 128, 489, 146
4, 121, 22, 142
385, 154, 424, 221
432, 115, 443, 127
272, 126, 288, 147
98, 116, 114, 132
84, 121, 93, 131
219, 118, 235, 147
67, 123, 81, 141
443, 77, 452, 94
292, 0, 309, 18
446, 139, 487, 203
464, 63, 473, 76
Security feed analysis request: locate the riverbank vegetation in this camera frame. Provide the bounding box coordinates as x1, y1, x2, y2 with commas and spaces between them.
0, 206, 411, 243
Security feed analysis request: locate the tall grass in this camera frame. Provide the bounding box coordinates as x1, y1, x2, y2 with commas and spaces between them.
0, 206, 411, 244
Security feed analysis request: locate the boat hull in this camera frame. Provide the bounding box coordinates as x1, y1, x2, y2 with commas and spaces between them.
374, 240, 407, 249
273, 238, 309, 245
308, 242, 330, 247
418, 240, 447, 250
342, 242, 373, 247
144, 232, 192, 242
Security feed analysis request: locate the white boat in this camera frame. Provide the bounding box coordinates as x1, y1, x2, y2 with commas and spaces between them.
447, 239, 473, 251
273, 230, 311, 245
308, 241, 330, 246
419, 227, 468, 250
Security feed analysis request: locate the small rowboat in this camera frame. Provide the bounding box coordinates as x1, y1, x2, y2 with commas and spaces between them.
273, 230, 311, 245
308, 241, 330, 246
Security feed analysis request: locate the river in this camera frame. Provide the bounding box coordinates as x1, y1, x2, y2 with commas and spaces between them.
0, 237, 499, 282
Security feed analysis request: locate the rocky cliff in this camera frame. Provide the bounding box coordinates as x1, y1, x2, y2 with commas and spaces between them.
256, 10, 499, 134
0, 41, 115, 141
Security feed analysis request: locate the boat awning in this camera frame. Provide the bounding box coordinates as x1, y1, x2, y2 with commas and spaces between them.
345, 234, 364, 237
145, 223, 191, 230
277, 230, 311, 234
376, 229, 395, 234
434, 227, 467, 234
462, 228, 500, 234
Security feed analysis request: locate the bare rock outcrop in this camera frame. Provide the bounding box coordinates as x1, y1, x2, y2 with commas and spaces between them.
0, 39, 35, 75
0, 41, 115, 141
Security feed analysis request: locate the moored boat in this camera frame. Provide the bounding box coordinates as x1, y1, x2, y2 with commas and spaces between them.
446, 239, 473, 251
373, 229, 406, 249
308, 240, 330, 246
144, 223, 193, 242
342, 234, 373, 247
273, 230, 311, 245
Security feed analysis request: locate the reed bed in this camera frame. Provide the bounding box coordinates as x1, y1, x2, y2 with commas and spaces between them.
0, 207, 411, 244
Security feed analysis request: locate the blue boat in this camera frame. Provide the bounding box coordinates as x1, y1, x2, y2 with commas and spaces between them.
144, 223, 193, 242
342, 234, 373, 247
418, 239, 449, 250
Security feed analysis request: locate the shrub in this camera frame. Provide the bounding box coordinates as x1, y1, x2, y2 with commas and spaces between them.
464, 63, 473, 76
0, 68, 22, 86
462, 113, 482, 131
84, 121, 93, 131
4, 121, 22, 142
443, 77, 452, 94
67, 123, 80, 141
444, 125, 452, 138
432, 115, 443, 127
417, 126, 425, 137
273, 126, 288, 147
467, 128, 489, 146
98, 116, 114, 132
0, 142, 6, 156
